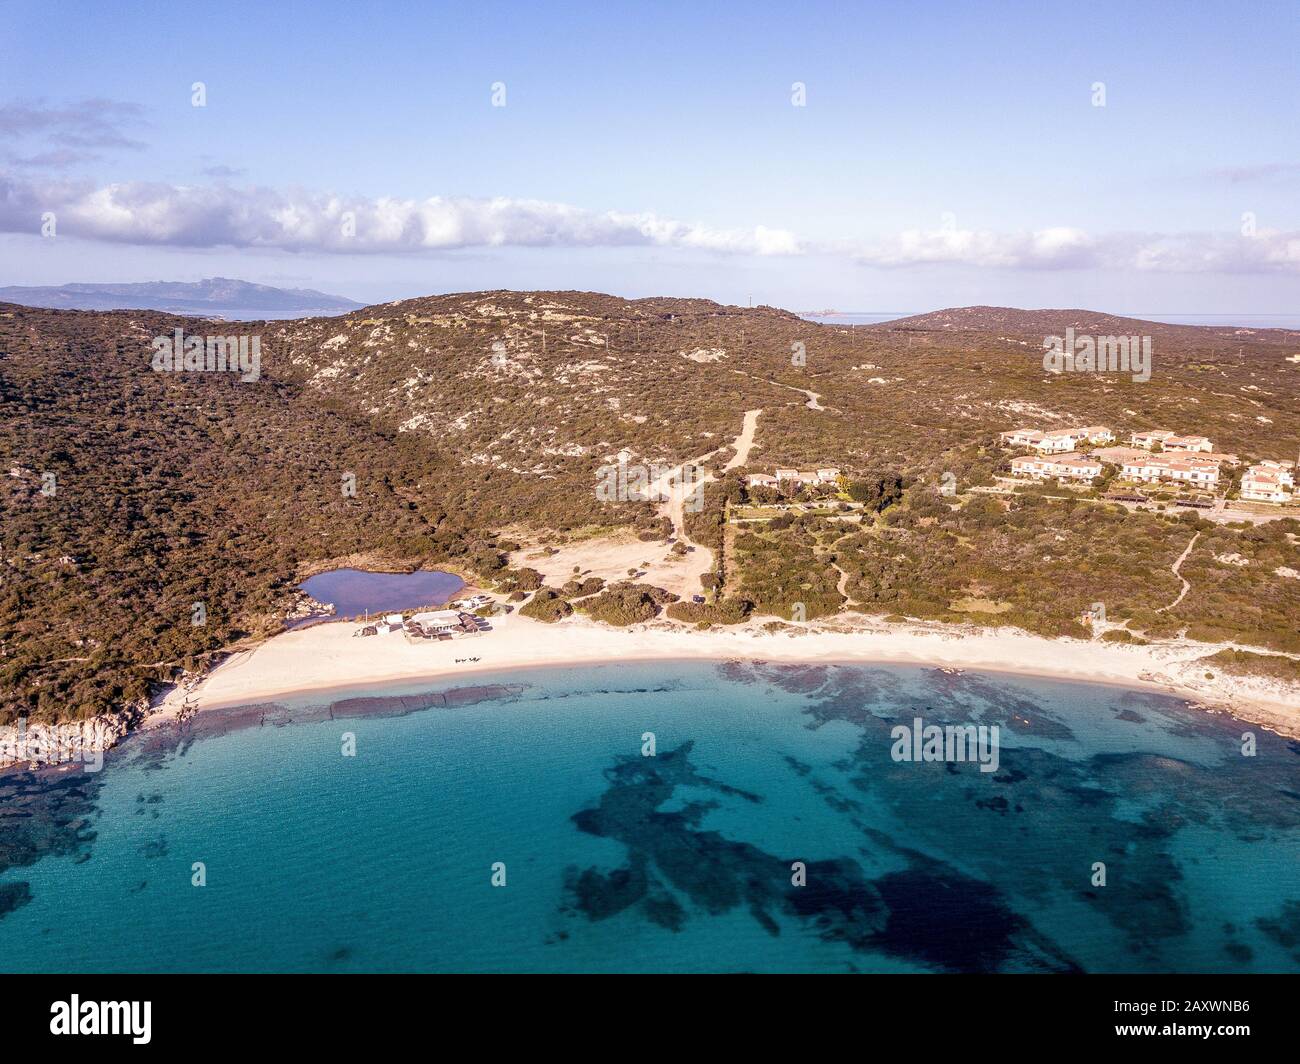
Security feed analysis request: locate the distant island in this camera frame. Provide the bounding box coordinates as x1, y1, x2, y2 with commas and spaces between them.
0, 277, 364, 320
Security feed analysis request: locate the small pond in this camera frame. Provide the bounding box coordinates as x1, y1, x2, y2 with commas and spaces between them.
297, 568, 466, 619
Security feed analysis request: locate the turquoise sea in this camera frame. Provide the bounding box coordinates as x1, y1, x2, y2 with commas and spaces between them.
1, 661, 1297, 973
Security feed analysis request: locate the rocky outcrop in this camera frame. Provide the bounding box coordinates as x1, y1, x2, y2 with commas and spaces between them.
285, 591, 335, 622
0, 703, 144, 770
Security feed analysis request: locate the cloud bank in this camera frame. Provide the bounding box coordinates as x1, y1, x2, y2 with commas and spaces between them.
0, 172, 800, 257
852, 224, 1300, 274
1, 171, 1296, 272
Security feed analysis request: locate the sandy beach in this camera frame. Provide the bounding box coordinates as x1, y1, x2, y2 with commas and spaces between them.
158, 610, 1300, 739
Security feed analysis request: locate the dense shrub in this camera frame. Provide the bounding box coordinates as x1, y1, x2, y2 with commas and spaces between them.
581, 582, 677, 626
519, 588, 572, 623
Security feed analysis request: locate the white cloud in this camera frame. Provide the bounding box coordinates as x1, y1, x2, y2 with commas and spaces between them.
0, 172, 800, 257
855, 226, 1096, 268
852, 225, 1300, 274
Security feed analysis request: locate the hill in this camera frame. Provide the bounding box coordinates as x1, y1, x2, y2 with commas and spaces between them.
873, 305, 1300, 345
1, 291, 1297, 723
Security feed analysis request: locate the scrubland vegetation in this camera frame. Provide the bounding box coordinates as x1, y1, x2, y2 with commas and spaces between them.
3, 292, 1297, 723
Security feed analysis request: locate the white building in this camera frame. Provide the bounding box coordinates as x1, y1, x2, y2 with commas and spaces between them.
1121, 456, 1219, 488
1000, 428, 1044, 447
1251, 460, 1295, 484
746, 473, 778, 488
1131, 429, 1175, 450
1011, 454, 1102, 481
1068, 425, 1114, 444
1034, 430, 1089, 454
1163, 435, 1214, 453
816, 468, 841, 483
410, 609, 464, 633
1240, 462, 1295, 503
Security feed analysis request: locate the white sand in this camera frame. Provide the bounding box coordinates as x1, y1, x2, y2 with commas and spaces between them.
166, 611, 1300, 738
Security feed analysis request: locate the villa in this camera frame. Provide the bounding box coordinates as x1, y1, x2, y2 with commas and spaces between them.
1240, 461, 1296, 503
1163, 435, 1214, 453
1011, 453, 1102, 481
1072, 426, 1115, 444
1130, 429, 1175, 449
746, 473, 778, 488
1001, 425, 1113, 453
1121, 455, 1219, 488
767, 468, 841, 488
1034, 430, 1087, 454
1252, 460, 1296, 483
1000, 428, 1044, 447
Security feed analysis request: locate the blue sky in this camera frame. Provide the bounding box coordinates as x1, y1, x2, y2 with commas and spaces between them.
2, 0, 1297, 314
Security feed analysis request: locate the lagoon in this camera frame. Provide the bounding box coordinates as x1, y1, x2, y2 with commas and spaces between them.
297, 568, 464, 618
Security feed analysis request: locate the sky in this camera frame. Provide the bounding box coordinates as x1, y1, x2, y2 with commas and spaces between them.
2, 0, 1298, 316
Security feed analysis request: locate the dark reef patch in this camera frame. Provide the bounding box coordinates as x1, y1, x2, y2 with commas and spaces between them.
0, 879, 33, 917
561, 739, 1078, 972
0, 764, 105, 921
1255, 900, 1300, 963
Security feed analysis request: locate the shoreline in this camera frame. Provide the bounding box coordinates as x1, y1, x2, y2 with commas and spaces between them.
150, 611, 1300, 740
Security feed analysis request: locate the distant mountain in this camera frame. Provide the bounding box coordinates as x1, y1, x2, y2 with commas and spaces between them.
0, 277, 364, 320
871, 305, 1300, 341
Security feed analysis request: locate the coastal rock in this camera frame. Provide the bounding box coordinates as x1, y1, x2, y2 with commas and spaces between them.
286, 591, 336, 621
0, 704, 142, 769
